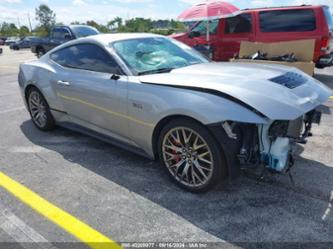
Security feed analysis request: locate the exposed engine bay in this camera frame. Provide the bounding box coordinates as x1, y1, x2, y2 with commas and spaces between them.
221, 109, 322, 177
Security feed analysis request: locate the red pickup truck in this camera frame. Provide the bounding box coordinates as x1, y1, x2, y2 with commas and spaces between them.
172, 5, 333, 68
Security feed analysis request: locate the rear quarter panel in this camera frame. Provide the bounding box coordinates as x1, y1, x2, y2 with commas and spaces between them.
19, 60, 63, 113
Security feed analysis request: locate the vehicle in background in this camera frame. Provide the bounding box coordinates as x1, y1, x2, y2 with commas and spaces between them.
0, 38, 5, 46
5, 37, 20, 46
10, 36, 39, 50
31, 25, 100, 58
172, 5, 333, 68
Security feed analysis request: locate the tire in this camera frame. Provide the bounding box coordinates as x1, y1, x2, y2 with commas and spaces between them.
158, 118, 226, 193
36, 47, 45, 58
27, 87, 55, 131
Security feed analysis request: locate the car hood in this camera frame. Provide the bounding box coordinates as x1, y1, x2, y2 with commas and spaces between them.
139, 62, 332, 120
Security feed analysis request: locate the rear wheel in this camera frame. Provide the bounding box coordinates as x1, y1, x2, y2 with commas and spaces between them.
158, 118, 226, 192
27, 88, 55, 131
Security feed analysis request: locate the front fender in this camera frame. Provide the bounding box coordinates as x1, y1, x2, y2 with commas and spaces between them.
127, 82, 267, 158
141, 84, 268, 125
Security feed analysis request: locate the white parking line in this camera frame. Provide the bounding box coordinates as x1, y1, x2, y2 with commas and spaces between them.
0, 145, 104, 153
322, 191, 333, 221
0, 106, 26, 115
0, 203, 58, 249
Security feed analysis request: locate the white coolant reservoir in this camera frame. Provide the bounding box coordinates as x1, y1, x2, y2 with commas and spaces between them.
269, 138, 290, 172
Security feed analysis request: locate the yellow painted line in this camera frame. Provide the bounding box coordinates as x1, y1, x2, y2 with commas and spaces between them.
57, 93, 154, 128
0, 172, 123, 249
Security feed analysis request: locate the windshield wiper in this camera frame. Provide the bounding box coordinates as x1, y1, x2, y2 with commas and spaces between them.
138, 67, 174, 76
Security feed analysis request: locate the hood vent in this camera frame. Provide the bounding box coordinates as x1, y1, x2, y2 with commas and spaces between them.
269, 72, 307, 89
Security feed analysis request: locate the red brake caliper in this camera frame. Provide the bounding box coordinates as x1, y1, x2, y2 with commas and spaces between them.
172, 137, 181, 163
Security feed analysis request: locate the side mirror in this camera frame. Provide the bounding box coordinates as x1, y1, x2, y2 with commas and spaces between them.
64, 34, 72, 40
111, 74, 120, 81
188, 31, 201, 39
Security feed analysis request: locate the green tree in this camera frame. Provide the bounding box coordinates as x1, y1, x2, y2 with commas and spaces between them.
114, 18, 185, 35
86, 20, 108, 33
35, 4, 56, 34
0, 22, 10, 36
118, 18, 152, 33
33, 26, 49, 37
71, 21, 83, 25
19, 26, 30, 37
0, 22, 19, 36
107, 17, 122, 31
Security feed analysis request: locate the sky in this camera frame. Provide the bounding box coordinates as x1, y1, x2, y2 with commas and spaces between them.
0, 0, 332, 28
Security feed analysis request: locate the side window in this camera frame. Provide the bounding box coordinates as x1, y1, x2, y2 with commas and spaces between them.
50, 44, 122, 74
259, 10, 316, 32
191, 19, 220, 36
225, 13, 252, 34
52, 28, 72, 40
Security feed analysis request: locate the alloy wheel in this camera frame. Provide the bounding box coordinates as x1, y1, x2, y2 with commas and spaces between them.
162, 127, 214, 188
28, 91, 47, 128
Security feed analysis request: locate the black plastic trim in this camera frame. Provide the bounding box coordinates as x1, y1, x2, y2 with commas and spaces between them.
207, 123, 242, 180
58, 121, 152, 159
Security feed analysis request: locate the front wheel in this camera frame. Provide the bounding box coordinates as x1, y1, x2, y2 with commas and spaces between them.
27, 88, 55, 131
158, 118, 226, 192
36, 47, 45, 58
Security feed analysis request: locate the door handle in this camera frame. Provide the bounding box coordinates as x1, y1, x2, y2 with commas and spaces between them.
57, 80, 70, 86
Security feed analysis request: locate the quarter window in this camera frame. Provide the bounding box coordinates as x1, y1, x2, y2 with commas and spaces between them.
50, 44, 122, 74
225, 14, 252, 34
259, 9, 316, 32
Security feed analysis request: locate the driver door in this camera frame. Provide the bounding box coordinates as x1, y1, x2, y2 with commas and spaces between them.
50, 43, 129, 140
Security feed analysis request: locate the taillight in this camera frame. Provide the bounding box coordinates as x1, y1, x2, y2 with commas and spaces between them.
321, 36, 329, 49
322, 32, 332, 51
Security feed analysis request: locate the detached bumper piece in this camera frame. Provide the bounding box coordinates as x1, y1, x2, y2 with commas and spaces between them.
297, 109, 322, 144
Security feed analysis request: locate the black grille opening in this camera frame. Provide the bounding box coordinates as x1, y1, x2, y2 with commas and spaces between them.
269, 72, 307, 89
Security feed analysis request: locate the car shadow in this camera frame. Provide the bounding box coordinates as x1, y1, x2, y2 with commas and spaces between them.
20, 120, 333, 243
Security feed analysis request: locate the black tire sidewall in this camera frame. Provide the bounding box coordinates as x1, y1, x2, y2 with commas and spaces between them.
37, 48, 45, 58
158, 118, 225, 193
27, 87, 55, 131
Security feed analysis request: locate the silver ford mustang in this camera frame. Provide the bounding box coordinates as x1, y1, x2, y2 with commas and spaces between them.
19, 33, 331, 192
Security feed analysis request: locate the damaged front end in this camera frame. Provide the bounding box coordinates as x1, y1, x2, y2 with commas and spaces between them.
259, 109, 322, 173
211, 108, 323, 179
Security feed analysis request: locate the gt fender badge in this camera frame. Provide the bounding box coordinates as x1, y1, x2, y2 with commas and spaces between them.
132, 102, 143, 110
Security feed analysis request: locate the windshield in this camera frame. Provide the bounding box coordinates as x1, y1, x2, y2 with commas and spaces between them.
112, 37, 209, 75
71, 26, 99, 38
323, 6, 333, 30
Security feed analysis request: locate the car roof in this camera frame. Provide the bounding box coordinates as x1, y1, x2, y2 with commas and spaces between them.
242, 5, 324, 12
68, 24, 99, 29
48, 33, 165, 54
89, 33, 163, 44
73, 33, 163, 46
